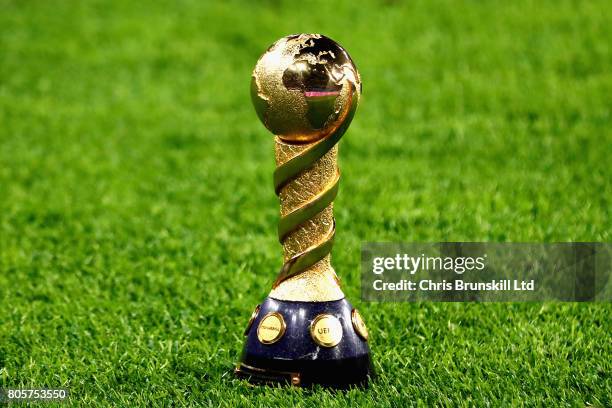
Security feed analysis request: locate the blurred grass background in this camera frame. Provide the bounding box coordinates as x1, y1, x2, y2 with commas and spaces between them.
0, 0, 610, 406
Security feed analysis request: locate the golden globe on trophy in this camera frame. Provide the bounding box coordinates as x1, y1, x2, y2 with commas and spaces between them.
235, 34, 373, 387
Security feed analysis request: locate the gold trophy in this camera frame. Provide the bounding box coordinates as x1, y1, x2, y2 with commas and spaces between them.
236, 34, 373, 387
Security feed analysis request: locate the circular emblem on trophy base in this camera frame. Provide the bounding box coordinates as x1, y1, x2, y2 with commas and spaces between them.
351, 309, 369, 341
310, 314, 343, 347
257, 312, 286, 344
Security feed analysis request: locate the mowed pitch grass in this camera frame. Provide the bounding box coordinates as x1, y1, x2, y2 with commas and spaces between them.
0, 0, 610, 406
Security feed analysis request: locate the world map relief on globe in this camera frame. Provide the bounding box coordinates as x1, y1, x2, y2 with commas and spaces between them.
251, 34, 361, 142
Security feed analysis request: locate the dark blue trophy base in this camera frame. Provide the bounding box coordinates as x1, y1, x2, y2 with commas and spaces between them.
236, 297, 374, 388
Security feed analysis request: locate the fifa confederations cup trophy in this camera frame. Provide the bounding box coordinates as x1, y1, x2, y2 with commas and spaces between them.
235, 34, 373, 387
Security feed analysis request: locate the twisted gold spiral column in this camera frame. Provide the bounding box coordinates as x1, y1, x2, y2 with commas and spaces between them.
269, 140, 343, 301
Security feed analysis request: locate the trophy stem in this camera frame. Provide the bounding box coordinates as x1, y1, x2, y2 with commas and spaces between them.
269, 138, 343, 302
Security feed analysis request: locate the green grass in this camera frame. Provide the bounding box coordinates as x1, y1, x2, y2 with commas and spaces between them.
1, 0, 610, 406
